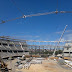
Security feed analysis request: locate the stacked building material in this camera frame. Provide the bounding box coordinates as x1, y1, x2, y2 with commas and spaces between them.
30, 59, 42, 64
65, 60, 72, 68
23, 63, 31, 69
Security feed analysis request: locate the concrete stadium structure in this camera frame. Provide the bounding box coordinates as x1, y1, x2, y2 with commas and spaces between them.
0, 36, 72, 58
0, 37, 29, 58
63, 43, 72, 57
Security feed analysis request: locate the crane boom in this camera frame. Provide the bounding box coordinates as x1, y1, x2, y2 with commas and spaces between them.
53, 25, 68, 56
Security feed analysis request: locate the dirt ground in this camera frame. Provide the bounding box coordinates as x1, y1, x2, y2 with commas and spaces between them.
5, 58, 72, 72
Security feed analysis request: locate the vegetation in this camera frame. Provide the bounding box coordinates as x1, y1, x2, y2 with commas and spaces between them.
55, 50, 63, 55
29, 49, 63, 56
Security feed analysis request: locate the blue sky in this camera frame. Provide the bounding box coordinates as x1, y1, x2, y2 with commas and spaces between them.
0, 0, 72, 41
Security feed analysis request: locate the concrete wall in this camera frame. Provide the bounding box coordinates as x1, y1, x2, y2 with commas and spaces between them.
63, 43, 72, 57
0, 39, 29, 58
0, 51, 29, 58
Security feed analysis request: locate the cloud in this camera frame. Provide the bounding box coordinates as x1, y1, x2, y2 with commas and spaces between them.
34, 36, 40, 37
11, 35, 40, 39
55, 30, 72, 41
66, 30, 72, 32
63, 33, 72, 40
61, 38, 65, 41
56, 30, 72, 34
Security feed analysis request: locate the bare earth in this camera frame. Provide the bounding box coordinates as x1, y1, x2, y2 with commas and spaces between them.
5, 58, 72, 72
15, 59, 72, 72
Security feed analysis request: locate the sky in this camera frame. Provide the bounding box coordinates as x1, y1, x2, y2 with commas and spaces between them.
0, 0, 72, 42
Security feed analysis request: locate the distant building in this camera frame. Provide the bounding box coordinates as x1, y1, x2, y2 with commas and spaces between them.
63, 43, 72, 57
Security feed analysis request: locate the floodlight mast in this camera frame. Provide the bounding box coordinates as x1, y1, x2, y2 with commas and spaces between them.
53, 25, 68, 57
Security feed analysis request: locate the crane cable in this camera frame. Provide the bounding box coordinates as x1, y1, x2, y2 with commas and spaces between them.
55, 0, 58, 13
0, 11, 72, 24
10, 0, 24, 16
1, 0, 72, 24
25, 11, 55, 17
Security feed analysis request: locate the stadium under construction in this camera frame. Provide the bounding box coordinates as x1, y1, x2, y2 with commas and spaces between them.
0, 36, 72, 72
0, 35, 72, 58
0, 0, 72, 72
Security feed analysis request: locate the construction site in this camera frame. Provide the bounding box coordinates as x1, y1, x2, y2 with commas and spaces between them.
0, 0, 72, 72
0, 35, 72, 72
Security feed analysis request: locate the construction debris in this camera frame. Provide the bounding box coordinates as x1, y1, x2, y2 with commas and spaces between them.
18, 64, 23, 69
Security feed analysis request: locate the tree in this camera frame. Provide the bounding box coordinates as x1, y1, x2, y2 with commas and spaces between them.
44, 50, 48, 54
55, 50, 63, 55
58, 50, 63, 54
48, 51, 53, 55
55, 51, 59, 55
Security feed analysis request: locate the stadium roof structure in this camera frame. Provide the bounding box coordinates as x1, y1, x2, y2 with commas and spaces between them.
0, 36, 72, 43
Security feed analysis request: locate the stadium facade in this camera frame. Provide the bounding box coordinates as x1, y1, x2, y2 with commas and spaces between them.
0, 36, 29, 58
63, 43, 72, 57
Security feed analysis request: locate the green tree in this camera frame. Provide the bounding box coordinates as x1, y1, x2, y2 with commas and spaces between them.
55, 50, 63, 55
58, 50, 63, 54
48, 51, 53, 55
44, 50, 48, 54
55, 51, 59, 55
